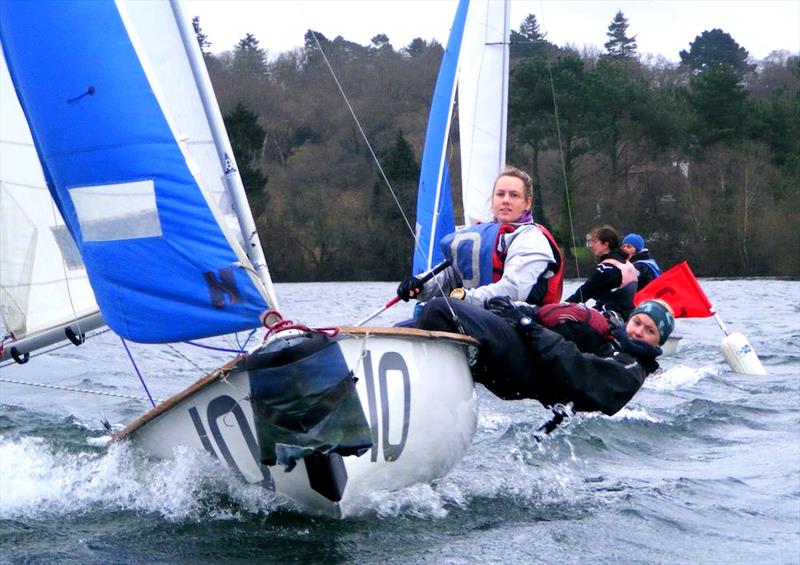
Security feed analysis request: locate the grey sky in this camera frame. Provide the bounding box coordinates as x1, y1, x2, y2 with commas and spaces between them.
185, 0, 799, 62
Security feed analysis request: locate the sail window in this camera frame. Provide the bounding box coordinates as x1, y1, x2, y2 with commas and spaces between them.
69, 180, 162, 242
49, 224, 85, 270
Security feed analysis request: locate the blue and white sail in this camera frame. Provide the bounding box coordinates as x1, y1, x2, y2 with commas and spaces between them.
412, 0, 510, 274
0, 0, 277, 344
411, 0, 467, 275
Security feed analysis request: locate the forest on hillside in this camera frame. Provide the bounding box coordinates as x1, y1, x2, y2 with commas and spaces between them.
192, 11, 799, 281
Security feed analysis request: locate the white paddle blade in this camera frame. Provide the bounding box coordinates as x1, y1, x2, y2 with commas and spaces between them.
720, 332, 766, 375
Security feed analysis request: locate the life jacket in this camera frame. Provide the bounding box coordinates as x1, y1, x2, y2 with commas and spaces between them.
441, 223, 500, 289
633, 258, 661, 278
536, 302, 612, 354
440, 222, 563, 305
526, 224, 564, 306
595, 257, 638, 318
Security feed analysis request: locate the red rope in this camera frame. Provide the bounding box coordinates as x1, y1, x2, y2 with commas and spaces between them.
0, 332, 16, 359
260, 309, 339, 342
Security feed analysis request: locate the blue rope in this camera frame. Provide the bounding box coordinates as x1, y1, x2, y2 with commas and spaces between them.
236, 329, 258, 352
183, 340, 244, 354
120, 337, 156, 407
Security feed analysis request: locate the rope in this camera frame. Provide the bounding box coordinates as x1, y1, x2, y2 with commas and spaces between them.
120, 338, 156, 408
260, 308, 339, 341
0, 375, 161, 403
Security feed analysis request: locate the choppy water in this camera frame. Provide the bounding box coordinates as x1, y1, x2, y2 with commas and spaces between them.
1, 279, 798, 564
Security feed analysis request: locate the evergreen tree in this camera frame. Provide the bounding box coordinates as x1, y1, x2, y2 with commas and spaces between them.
510, 14, 549, 60
402, 38, 428, 58
191, 16, 211, 57
223, 103, 268, 194
604, 11, 637, 60
688, 63, 749, 144
680, 29, 754, 77
233, 33, 268, 77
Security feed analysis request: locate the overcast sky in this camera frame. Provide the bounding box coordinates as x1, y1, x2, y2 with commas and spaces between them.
184, 0, 799, 63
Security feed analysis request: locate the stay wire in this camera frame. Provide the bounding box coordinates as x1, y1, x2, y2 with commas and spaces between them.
301, 11, 463, 329
538, 2, 583, 295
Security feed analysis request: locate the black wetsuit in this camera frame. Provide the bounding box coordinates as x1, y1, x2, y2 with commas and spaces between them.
418, 298, 660, 416
565, 250, 636, 319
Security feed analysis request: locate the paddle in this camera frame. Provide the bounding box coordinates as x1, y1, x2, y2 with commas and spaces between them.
355, 260, 452, 326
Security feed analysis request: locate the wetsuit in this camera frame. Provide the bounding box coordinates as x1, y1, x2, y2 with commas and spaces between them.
565, 250, 638, 318
417, 298, 660, 415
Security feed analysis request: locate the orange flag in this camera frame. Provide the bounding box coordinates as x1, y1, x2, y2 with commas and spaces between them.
634, 261, 714, 318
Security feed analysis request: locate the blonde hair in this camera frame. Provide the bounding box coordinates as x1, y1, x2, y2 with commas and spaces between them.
493, 166, 533, 200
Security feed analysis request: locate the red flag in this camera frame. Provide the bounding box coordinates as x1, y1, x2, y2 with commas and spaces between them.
634, 261, 714, 318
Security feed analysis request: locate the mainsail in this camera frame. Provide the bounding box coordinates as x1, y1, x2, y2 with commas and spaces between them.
0, 0, 277, 347
412, 0, 510, 274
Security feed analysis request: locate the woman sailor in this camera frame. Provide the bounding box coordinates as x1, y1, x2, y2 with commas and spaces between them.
417, 297, 674, 416
565, 225, 638, 319
396, 166, 563, 306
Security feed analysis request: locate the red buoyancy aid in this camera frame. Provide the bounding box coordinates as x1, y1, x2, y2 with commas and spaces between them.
536, 302, 612, 353
491, 223, 564, 306
536, 224, 564, 305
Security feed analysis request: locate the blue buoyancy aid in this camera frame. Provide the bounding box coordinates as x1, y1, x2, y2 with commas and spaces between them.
440, 223, 500, 289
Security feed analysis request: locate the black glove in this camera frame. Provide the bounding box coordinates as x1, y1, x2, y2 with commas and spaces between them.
397, 276, 424, 302
484, 296, 539, 332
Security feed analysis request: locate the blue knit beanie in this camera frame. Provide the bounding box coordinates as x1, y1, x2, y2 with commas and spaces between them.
622, 233, 645, 252
631, 300, 674, 345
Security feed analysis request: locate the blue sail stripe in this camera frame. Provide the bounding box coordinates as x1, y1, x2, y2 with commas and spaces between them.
0, 1, 268, 343
411, 0, 469, 275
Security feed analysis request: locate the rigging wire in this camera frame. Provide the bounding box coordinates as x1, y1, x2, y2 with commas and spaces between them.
0, 375, 160, 403
537, 1, 583, 289
300, 11, 463, 330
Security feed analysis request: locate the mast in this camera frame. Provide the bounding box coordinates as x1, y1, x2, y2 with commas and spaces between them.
168, 0, 278, 309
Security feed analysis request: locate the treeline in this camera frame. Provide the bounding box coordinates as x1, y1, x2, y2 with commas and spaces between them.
193, 12, 799, 281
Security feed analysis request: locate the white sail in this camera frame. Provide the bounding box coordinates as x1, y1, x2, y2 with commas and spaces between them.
0, 46, 99, 341
458, 0, 510, 225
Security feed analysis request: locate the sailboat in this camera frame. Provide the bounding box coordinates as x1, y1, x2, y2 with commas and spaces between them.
0, 0, 479, 516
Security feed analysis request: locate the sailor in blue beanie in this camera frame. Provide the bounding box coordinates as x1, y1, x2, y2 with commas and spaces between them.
628, 299, 674, 345
621, 233, 661, 290
621, 233, 644, 252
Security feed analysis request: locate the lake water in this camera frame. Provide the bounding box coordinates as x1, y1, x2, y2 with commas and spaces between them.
1, 279, 798, 563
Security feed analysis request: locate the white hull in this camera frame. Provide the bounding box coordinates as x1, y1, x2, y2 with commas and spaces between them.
115, 327, 477, 516
661, 334, 682, 357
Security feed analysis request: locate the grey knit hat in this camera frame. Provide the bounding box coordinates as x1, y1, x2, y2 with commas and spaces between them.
631, 300, 674, 345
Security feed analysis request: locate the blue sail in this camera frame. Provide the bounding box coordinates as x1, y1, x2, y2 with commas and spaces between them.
411, 0, 469, 275
0, 1, 271, 343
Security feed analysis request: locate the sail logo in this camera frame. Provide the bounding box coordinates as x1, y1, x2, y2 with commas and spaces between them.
223, 153, 237, 174
203, 268, 241, 307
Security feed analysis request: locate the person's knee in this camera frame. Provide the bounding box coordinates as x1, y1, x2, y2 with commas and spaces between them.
417, 297, 457, 332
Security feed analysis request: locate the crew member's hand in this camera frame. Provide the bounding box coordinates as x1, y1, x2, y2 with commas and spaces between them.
397, 276, 424, 302
484, 296, 539, 332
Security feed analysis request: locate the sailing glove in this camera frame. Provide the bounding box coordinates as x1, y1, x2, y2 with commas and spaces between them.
484, 296, 540, 333
397, 276, 424, 301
